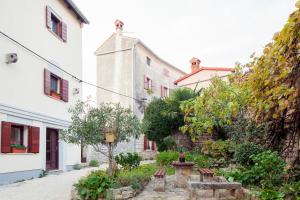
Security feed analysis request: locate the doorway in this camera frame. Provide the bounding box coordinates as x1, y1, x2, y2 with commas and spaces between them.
46, 128, 59, 170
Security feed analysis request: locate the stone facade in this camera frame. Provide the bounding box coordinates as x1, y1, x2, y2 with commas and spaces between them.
93, 20, 186, 163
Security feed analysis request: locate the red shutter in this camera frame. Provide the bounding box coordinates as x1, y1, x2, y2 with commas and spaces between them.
44, 69, 51, 95
62, 22, 67, 42
144, 135, 148, 150
46, 6, 51, 29
160, 85, 163, 97
61, 79, 69, 102
151, 140, 155, 150
1, 122, 11, 153
28, 126, 40, 153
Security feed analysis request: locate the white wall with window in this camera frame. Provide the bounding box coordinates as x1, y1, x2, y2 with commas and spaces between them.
0, 0, 88, 184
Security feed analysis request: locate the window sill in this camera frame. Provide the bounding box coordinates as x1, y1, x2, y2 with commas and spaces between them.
47, 28, 65, 43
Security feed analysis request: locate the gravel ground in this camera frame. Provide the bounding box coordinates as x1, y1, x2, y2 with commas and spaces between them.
0, 166, 106, 200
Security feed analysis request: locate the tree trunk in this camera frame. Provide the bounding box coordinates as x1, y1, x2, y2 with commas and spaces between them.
108, 143, 113, 177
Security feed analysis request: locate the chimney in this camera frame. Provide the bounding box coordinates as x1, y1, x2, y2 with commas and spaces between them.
114, 19, 124, 34
189, 57, 201, 73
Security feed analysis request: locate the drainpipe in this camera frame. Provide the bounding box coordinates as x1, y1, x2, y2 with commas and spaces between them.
132, 43, 136, 152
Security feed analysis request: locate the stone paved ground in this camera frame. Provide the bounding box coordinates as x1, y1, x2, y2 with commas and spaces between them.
133, 175, 190, 200
0, 166, 104, 200
0, 161, 155, 200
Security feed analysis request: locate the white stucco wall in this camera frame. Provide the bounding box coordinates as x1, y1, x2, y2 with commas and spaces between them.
0, 0, 84, 174
177, 70, 233, 90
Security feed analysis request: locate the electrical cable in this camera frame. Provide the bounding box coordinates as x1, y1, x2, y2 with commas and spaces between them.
0, 30, 143, 102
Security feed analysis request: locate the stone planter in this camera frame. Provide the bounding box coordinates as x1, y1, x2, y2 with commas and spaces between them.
71, 183, 146, 200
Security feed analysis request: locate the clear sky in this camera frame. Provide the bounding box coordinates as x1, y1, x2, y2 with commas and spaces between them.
73, 0, 296, 100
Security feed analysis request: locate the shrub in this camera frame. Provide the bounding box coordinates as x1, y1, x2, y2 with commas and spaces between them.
89, 160, 100, 167
280, 182, 300, 199
227, 151, 286, 188
261, 189, 285, 200
249, 151, 286, 187
74, 170, 112, 200
73, 163, 82, 170
115, 152, 142, 170
156, 151, 178, 166
186, 153, 211, 168
116, 164, 157, 187
201, 140, 233, 158
234, 142, 265, 166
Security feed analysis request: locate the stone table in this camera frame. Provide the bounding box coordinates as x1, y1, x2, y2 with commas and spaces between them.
172, 161, 194, 188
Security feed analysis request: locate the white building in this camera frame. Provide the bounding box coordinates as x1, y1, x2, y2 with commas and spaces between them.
93, 20, 186, 161
0, 0, 88, 184
174, 57, 235, 90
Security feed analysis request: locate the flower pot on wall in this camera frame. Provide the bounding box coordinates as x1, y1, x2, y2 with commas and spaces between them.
50, 91, 61, 100
11, 147, 27, 153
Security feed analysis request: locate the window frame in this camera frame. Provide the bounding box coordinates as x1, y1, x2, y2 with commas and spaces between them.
162, 86, 169, 97
46, 6, 67, 42
146, 77, 152, 90
50, 74, 61, 96
11, 125, 24, 146
50, 13, 61, 37
146, 57, 151, 66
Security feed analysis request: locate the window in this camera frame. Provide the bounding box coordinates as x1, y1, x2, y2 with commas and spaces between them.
46, 6, 67, 42
11, 125, 24, 145
1, 121, 40, 153
161, 86, 169, 97
144, 76, 152, 90
44, 69, 69, 102
146, 57, 151, 66
50, 75, 61, 95
51, 14, 60, 36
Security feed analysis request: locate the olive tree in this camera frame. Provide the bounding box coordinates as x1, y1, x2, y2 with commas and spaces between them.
60, 101, 141, 176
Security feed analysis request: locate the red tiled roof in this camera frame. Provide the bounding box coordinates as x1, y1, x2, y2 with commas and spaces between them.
174, 67, 235, 84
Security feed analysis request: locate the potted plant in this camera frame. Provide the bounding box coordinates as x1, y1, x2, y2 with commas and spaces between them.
146, 88, 153, 95
50, 91, 61, 100
11, 144, 27, 153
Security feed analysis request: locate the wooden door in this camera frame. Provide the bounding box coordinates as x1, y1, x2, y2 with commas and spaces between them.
46, 128, 59, 170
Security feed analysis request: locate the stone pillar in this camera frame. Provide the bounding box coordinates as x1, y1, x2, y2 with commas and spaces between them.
172, 161, 194, 188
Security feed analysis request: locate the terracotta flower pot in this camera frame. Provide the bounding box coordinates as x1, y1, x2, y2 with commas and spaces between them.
11, 147, 27, 153
50, 92, 61, 100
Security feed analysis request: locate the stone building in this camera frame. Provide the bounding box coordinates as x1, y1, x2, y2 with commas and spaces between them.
91, 20, 186, 162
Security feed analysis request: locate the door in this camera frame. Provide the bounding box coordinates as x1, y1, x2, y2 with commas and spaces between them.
46, 128, 59, 170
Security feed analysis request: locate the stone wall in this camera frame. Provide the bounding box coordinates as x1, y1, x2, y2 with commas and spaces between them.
108, 186, 141, 200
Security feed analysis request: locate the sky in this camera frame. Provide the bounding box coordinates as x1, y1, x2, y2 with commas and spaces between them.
73, 0, 296, 100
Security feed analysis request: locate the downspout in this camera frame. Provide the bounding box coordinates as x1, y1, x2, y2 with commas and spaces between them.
132, 43, 136, 152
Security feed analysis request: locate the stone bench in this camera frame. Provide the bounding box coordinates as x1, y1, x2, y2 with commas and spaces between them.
153, 168, 166, 192
188, 181, 242, 199
199, 168, 214, 182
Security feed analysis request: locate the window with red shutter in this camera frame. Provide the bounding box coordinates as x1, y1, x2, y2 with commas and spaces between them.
46, 5, 67, 42
1, 122, 11, 153
28, 126, 40, 153
44, 69, 69, 102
